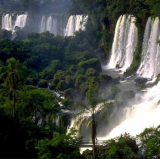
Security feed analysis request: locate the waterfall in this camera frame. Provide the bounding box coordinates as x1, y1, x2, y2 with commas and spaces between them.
121, 17, 138, 71
14, 14, 27, 29
1, 14, 13, 31
40, 16, 46, 33
75, 15, 83, 31
137, 17, 160, 79
52, 18, 58, 35
137, 18, 152, 77
81, 16, 88, 31
65, 15, 88, 36
39, 15, 88, 36
2, 13, 88, 37
108, 15, 138, 72
46, 16, 53, 33
39, 15, 64, 36
56, 115, 60, 127
1, 13, 28, 32
108, 16, 122, 68
65, 16, 75, 36
98, 82, 160, 140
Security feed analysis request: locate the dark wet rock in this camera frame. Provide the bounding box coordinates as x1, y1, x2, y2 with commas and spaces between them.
100, 74, 112, 83
108, 85, 121, 99
120, 76, 125, 81
126, 75, 136, 81
38, 80, 48, 88
115, 91, 135, 107
127, 139, 139, 153
112, 76, 121, 84
113, 70, 122, 73
123, 71, 134, 77
100, 85, 121, 100
135, 77, 148, 86
0, 29, 12, 39
26, 78, 38, 86
82, 149, 93, 158
116, 64, 122, 69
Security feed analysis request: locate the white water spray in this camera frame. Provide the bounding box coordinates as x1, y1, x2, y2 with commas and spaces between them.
98, 82, 160, 140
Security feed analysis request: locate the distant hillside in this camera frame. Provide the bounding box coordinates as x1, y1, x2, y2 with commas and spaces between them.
0, 0, 71, 14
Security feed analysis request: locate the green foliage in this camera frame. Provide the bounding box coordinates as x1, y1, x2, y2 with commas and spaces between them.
0, 107, 27, 158
16, 87, 60, 124
42, 60, 61, 79
85, 68, 98, 77
57, 80, 67, 91
36, 129, 81, 159
137, 126, 160, 158
75, 75, 86, 88
101, 137, 138, 159
78, 58, 101, 71
102, 30, 113, 56
64, 88, 73, 98
0, 28, 104, 108
1, 1, 160, 158
38, 79, 48, 88
0, 39, 29, 63
0, 57, 27, 116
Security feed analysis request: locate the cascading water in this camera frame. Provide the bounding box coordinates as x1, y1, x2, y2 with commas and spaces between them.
14, 14, 27, 29
65, 15, 88, 36
137, 17, 160, 79
2, 13, 88, 37
108, 16, 122, 68
40, 16, 46, 33
108, 15, 138, 72
98, 81, 160, 140
1, 13, 28, 32
65, 16, 75, 36
136, 18, 152, 77
81, 16, 88, 31
121, 17, 138, 71
2, 14, 13, 31
99, 18, 160, 140
46, 16, 53, 33
39, 15, 64, 36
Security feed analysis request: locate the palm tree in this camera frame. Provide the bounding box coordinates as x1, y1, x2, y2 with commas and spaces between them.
0, 57, 27, 117
72, 94, 111, 159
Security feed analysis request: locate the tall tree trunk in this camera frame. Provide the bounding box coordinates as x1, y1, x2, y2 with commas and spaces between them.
13, 90, 15, 117
92, 114, 96, 159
